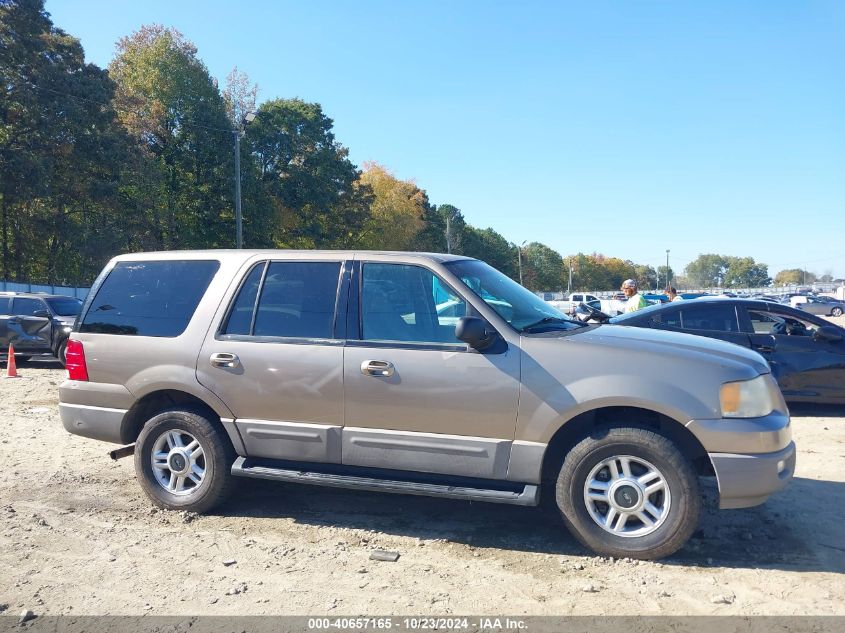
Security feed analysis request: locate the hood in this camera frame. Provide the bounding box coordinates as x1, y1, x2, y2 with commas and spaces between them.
569, 324, 770, 375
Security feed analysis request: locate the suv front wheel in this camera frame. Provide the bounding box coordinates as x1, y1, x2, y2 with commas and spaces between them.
555, 426, 700, 560
135, 408, 236, 513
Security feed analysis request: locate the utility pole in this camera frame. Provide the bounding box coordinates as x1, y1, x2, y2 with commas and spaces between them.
567, 257, 573, 294
517, 240, 527, 285
233, 130, 242, 249
445, 213, 451, 254
666, 249, 670, 288
233, 112, 256, 249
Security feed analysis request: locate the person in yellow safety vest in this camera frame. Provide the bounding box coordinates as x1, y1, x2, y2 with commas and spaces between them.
621, 278, 649, 312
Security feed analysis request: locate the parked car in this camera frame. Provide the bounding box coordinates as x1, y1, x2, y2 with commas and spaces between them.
0, 292, 82, 365
60, 251, 794, 560
610, 297, 845, 403
793, 295, 845, 317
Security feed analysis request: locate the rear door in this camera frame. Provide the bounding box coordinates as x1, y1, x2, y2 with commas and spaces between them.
651, 302, 752, 348
8, 297, 52, 352
0, 297, 11, 350
196, 256, 348, 463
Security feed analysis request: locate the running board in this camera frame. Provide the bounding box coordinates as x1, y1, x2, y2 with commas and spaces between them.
231, 457, 539, 506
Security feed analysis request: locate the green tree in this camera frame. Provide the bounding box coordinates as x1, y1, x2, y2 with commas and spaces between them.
521, 242, 564, 291
685, 254, 729, 287
0, 0, 131, 283
723, 256, 770, 287
656, 265, 674, 288
462, 227, 518, 280
110, 25, 235, 249
246, 98, 369, 248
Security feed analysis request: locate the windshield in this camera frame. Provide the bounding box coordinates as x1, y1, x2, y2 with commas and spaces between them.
45, 297, 83, 316
445, 259, 583, 332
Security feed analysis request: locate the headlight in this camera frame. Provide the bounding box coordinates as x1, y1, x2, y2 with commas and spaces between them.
720, 374, 782, 418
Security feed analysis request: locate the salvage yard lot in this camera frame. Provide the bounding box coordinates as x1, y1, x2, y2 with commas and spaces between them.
1, 335, 844, 616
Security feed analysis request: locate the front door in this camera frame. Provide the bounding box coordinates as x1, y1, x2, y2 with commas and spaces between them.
197, 258, 347, 463
342, 260, 520, 480
745, 307, 845, 402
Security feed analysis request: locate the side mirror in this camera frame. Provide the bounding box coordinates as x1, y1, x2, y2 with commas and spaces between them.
33, 309, 49, 318
455, 316, 495, 350
814, 325, 843, 343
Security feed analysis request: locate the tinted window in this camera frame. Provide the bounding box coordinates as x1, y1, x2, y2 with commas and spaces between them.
252, 262, 340, 338
362, 263, 464, 344
45, 297, 83, 317
80, 260, 219, 337
679, 305, 739, 332
223, 263, 265, 335
12, 298, 46, 316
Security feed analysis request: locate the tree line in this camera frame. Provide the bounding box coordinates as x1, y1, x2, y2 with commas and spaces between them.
0, 1, 825, 292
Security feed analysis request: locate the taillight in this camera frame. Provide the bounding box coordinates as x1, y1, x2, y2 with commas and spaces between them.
66, 339, 89, 381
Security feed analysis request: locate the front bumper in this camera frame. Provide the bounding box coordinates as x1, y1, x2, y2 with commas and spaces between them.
710, 441, 796, 509
686, 410, 794, 509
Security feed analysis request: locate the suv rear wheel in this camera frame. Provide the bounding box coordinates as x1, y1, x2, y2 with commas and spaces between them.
135, 408, 236, 513
555, 426, 700, 560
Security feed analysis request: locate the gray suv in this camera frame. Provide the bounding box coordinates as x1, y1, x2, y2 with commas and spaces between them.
60, 251, 795, 559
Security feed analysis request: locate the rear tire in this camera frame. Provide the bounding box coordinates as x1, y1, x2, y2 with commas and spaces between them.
134, 408, 236, 513
555, 426, 700, 560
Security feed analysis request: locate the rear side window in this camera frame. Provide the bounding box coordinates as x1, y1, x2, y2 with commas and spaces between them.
678, 305, 739, 332
224, 261, 341, 339
80, 260, 219, 337
12, 297, 46, 316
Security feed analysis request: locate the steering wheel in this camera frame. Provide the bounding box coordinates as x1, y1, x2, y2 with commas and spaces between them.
575, 302, 611, 323
771, 322, 787, 335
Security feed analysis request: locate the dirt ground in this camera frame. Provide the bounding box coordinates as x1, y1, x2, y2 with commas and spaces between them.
1, 322, 844, 617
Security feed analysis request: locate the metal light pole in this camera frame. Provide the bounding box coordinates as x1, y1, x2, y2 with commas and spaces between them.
666, 249, 670, 287
517, 240, 527, 285
233, 112, 256, 248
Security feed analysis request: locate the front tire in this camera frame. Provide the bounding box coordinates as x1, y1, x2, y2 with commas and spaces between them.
56, 339, 68, 367
832, 307, 843, 317
555, 426, 700, 560
134, 408, 236, 513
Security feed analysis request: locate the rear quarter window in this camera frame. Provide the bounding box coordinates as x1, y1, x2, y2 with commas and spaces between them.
80, 260, 219, 337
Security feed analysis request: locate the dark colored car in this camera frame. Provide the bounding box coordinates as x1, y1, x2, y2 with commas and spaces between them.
609, 298, 845, 404
0, 292, 82, 365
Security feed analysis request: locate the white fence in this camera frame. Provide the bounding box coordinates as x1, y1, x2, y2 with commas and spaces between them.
0, 281, 90, 300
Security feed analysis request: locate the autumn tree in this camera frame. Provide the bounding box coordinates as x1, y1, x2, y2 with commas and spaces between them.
355, 163, 428, 250
774, 269, 816, 286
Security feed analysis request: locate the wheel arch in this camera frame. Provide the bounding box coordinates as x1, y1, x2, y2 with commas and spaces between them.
540, 405, 714, 486
120, 389, 244, 454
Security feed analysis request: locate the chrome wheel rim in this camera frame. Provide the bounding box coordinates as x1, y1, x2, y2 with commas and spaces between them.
583, 454, 671, 538
151, 429, 206, 496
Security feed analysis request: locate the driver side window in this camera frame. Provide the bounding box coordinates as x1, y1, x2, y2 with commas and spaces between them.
361, 263, 465, 344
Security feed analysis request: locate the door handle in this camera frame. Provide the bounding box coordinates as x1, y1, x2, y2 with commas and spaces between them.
754, 345, 774, 353
210, 352, 240, 368
361, 360, 394, 377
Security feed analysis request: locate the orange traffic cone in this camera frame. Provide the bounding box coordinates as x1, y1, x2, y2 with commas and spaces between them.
4, 343, 19, 378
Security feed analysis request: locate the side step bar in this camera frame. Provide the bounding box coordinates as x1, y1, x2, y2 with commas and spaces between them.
231, 457, 539, 506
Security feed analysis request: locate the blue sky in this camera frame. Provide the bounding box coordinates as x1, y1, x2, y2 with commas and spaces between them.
47, 1, 845, 280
